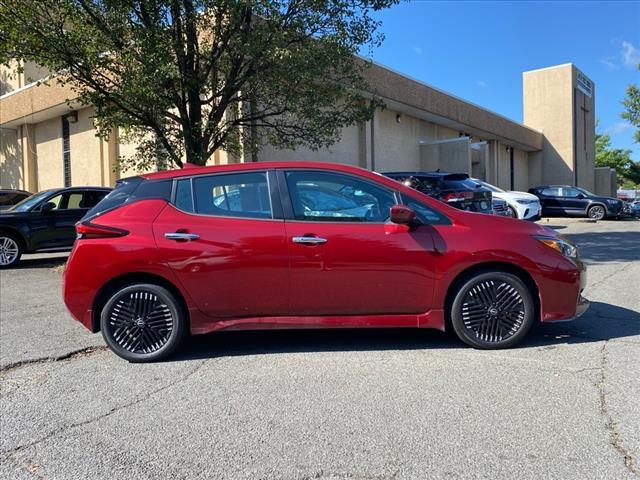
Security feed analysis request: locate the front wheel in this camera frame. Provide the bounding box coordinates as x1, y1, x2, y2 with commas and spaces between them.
100, 283, 186, 362
506, 206, 518, 218
0, 233, 22, 269
587, 205, 606, 221
450, 272, 535, 349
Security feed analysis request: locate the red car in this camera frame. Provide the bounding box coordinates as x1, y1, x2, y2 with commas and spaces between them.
63, 162, 589, 362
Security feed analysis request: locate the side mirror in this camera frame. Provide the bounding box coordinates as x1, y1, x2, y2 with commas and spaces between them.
390, 204, 416, 225
577, 193, 585, 199
41, 201, 56, 213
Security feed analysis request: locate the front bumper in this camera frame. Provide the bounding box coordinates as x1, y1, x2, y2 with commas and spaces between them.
575, 293, 590, 318
516, 202, 542, 220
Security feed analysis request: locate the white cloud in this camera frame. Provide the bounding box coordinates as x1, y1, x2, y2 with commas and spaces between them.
599, 56, 618, 71
475, 80, 487, 88
605, 122, 633, 135
621, 40, 640, 69
412, 46, 422, 55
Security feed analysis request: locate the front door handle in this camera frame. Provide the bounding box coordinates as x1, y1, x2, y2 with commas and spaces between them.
164, 232, 200, 241
292, 236, 328, 245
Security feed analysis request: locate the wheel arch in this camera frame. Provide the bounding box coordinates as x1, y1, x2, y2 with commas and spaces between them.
0, 226, 28, 252
587, 202, 608, 215
443, 261, 541, 330
91, 272, 189, 333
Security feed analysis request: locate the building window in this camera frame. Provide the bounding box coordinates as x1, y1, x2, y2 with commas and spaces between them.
62, 117, 71, 187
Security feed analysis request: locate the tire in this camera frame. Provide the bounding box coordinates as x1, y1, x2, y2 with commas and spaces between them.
587, 204, 606, 221
100, 283, 186, 362
0, 233, 22, 269
506, 206, 518, 218
450, 272, 535, 349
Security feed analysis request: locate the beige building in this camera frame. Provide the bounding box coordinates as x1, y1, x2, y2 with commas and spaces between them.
0, 61, 616, 196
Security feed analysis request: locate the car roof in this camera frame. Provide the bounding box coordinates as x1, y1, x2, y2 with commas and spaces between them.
532, 185, 574, 189
383, 171, 459, 177
143, 161, 389, 181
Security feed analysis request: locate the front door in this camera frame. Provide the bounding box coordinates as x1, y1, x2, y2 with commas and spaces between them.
561, 187, 589, 214
281, 170, 438, 317
153, 171, 289, 318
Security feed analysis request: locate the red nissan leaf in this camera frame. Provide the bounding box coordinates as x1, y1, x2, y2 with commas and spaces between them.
63, 162, 589, 362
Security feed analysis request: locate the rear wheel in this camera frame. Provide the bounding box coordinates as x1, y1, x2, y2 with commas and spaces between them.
100, 283, 186, 362
0, 233, 22, 269
588, 204, 606, 220
450, 272, 535, 349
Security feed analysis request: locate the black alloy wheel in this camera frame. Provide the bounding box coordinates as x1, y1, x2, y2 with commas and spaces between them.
450, 272, 535, 349
587, 204, 606, 221
100, 283, 186, 362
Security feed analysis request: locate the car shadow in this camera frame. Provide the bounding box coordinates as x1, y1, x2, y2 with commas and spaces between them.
564, 230, 640, 263
12, 254, 68, 270
170, 301, 639, 362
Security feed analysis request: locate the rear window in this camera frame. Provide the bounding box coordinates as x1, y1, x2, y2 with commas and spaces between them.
442, 177, 483, 190
84, 177, 171, 219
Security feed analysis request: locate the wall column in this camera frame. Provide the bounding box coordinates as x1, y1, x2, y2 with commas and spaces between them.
21, 124, 38, 192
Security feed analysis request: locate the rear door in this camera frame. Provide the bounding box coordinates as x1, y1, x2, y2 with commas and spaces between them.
537, 187, 563, 215
153, 171, 289, 318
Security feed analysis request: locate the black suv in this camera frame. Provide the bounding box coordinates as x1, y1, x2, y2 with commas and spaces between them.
384, 172, 493, 214
0, 189, 32, 210
0, 186, 111, 268
528, 185, 623, 220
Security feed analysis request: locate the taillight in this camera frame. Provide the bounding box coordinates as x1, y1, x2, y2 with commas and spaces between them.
442, 191, 474, 202
76, 221, 129, 239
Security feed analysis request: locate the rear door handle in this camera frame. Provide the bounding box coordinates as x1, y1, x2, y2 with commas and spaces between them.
292, 236, 328, 245
164, 232, 200, 241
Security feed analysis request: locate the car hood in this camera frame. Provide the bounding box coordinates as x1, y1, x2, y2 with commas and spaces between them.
453, 208, 554, 236
494, 191, 540, 202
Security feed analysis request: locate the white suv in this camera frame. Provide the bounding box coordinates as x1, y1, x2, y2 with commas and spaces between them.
472, 179, 541, 220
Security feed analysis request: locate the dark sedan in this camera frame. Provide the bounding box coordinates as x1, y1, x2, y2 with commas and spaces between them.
0, 186, 111, 268
528, 185, 624, 220
0, 189, 32, 210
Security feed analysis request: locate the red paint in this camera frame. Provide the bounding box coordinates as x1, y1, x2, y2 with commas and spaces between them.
63, 161, 587, 338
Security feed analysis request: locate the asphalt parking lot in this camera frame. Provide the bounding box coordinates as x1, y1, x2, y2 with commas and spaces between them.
1, 218, 639, 480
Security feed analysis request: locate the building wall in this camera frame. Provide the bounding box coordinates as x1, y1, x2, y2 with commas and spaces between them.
0, 128, 23, 189
69, 108, 104, 186
513, 148, 529, 191
34, 117, 64, 190
523, 64, 575, 186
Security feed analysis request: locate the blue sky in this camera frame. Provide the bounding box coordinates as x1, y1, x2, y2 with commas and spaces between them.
366, 0, 640, 157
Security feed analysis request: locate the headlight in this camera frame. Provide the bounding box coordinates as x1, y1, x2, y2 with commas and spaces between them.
516, 199, 536, 205
606, 199, 619, 205
533, 235, 578, 259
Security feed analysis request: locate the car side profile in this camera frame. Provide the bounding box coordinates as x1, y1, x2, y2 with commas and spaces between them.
471, 179, 541, 220
63, 162, 589, 362
0, 186, 111, 268
528, 185, 623, 220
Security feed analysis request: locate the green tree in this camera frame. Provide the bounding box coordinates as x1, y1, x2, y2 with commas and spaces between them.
621, 64, 640, 143
0, 0, 398, 168
595, 130, 640, 185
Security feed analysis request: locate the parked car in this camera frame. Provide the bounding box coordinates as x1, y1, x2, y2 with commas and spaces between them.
492, 197, 510, 216
0, 189, 32, 210
471, 179, 541, 220
629, 199, 640, 218
384, 172, 493, 214
0, 186, 112, 268
528, 185, 624, 220
63, 162, 589, 362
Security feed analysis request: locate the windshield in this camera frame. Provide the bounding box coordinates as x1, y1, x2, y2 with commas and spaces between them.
471, 179, 505, 193
7, 190, 53, 212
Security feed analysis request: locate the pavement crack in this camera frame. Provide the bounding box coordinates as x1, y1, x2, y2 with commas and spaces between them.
1, 359, 208, 457
0, 346, 108, 373
596, 342, 639, 477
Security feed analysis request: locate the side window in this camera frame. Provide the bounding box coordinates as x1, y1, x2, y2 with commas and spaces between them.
66, 193, 83, 209
192, 172, 272, 219
401, 194, 451, 225
562, 188, 580, 198
286, 171, 396, 222
82, 191, 108, 209
43, 193, 63, 210
541, 187, 561, 197
175, 179, 194, 213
